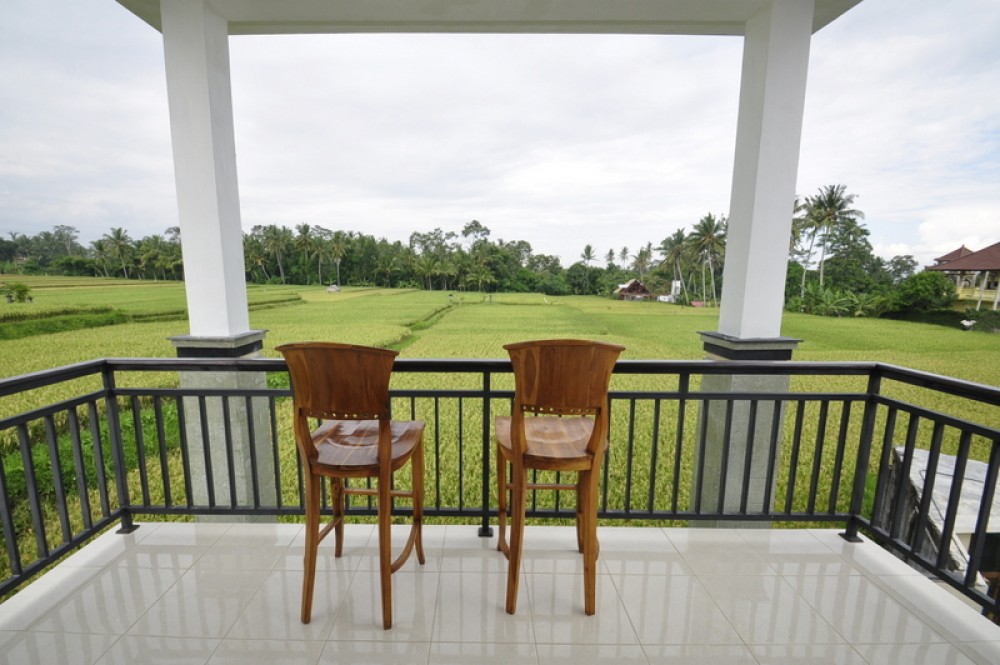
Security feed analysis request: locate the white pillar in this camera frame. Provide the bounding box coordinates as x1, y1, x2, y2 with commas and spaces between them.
161, 0, 249, 337
718, 0, 815, 339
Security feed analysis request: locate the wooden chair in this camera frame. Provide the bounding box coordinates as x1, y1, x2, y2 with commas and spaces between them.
495, 339, 624, 615
277, 342, 425, 630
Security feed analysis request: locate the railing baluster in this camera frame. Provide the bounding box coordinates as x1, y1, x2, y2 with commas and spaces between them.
911, 421, 945, 558
717, 400, 735, 513
17, 424, 48, 559
624, 398, 637, 512
869, 406, 898, 530
671, 373, 690, 515
843, 371, 881, 542
176, 396, 193, 509
44, 415, 72, 543
244, 395, 260, 509
130, 396, 150, 507
198, 396, 215, 509
0, 452, 21, 576
221, 396, 238, 508
67, 407, 92, 530
648, 398, 661, 515
739, 400, 759, 515
889, 414, 920, 542
88, 401, 111, 518
807, 401, 830, 515
153, 397, 172, 508
784, 400, 806, 515
828, 400, 852, 514
965, 435, 1000, 589
762, 399, 782, 517
938, 431, 972, 570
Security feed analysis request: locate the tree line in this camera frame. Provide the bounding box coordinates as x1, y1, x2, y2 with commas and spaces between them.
2, 184, 949, 314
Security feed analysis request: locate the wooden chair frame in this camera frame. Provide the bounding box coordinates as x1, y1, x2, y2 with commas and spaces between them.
495, 339, 624, 615
278, 342, 425, 630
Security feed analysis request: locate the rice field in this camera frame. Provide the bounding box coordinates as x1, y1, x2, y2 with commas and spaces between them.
2, 277, 999, 583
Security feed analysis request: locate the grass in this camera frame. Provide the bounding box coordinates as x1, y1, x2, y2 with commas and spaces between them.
2, 276, 999, 588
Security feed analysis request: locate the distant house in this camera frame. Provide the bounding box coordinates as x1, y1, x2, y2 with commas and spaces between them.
927, 241, 1000, 309
615, 279, 652, 301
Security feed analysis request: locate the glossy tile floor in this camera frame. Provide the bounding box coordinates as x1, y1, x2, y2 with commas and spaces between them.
1, 523, 999, 664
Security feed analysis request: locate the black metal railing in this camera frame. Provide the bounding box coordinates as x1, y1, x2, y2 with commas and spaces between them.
1, 358, 998, 616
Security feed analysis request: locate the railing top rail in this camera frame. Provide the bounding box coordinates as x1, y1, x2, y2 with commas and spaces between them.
873, 362, 1000, 407
2, 357, 997, 405
0, 359, 108, 398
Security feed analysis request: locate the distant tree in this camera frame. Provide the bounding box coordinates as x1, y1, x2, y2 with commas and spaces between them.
103, 227, 134, 278
803, 184, 864, 288
889, 271, 957, 313
887, 255, 918, 284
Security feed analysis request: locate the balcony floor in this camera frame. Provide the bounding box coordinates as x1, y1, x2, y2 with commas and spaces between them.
1, 522, 999, 664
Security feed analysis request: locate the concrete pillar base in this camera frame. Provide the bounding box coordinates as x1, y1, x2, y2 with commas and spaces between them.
169, 331, 276, 521
693, 333, 800, 528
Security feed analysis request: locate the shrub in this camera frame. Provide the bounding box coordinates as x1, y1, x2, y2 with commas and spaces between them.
3, 281, 32, 303
889, 271, 956, 313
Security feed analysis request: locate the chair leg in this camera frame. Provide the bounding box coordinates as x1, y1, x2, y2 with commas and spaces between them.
580, 470, 599, 616
575, 475, 585, 554
413, 439, 426, 565
505, 467, 527, 614
496, 446, 509, 555
301, 475, 321, 624
331, 478, 345, 558
378, 470, 393, 630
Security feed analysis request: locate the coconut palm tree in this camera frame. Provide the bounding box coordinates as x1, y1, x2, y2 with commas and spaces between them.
657, 229, 689, 299
803, 184, 864, 288
687, 213, 727, 305
103, 227, 134, 278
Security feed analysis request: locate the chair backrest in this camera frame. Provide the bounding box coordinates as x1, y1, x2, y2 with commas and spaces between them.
504, 339, 624, 417
277, 342, 397, 421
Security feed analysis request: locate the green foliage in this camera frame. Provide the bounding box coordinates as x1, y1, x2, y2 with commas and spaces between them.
3, 281, 32, 302
889, 271, 957, 313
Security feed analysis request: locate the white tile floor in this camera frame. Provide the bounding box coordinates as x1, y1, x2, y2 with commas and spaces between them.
1, 522, 999, 664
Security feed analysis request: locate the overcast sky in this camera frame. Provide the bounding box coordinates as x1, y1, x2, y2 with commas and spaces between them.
1, 0, 997, 269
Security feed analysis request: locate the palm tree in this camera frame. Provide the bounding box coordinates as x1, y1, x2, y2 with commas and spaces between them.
103, 227, 134, 278
294, 224, 315, 283
631, 242, 653, 282
657, 229, 689, 299
580, 245, 595, 292
687, 213, 727, 305
330, 232, 348, 286
803, 184, 864, 288
605, 249, 616, 269
619, 246, 629, 267
262, 225, 289, 283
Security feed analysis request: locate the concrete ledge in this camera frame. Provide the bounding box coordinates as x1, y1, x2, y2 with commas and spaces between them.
699, 331, 801, 361
169, 330, 267, 358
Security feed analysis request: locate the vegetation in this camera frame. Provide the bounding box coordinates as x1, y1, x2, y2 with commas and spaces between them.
2, 281, 998, 589
1, 182, 986, 325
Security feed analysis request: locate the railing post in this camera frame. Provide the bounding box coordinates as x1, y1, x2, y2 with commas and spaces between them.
103, 365, 138, 534
842, 368, 881, 542
479, 369, 494, 537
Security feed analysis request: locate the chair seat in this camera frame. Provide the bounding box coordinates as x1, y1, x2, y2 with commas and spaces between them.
312, 419, 424, 474
495, 415, 596, 470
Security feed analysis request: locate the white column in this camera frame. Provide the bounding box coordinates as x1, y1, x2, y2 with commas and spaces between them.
718, 0, 815, 339
161, 0, 249, 337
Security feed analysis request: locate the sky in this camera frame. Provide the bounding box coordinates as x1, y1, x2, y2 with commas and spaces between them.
1, 0, 998, 270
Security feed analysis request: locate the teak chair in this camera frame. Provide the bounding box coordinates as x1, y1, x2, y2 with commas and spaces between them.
277, 342, 425, 630
495, 339, 625, 615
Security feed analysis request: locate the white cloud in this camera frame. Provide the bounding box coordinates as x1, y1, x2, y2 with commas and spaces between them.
1, 0, 997, 271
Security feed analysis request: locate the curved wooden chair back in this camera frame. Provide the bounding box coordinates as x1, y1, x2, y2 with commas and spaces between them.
280, 341, 396, 420
505, 338, 624, 455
